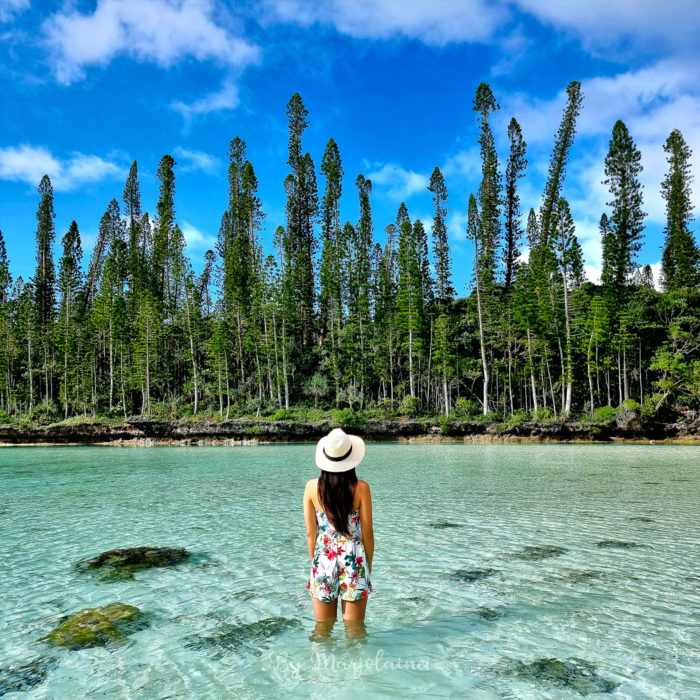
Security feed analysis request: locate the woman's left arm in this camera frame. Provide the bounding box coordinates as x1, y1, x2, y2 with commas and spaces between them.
303, 481, 317, 561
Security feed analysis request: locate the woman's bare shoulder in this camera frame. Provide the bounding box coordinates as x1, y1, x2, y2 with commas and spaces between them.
356, 479, 371, 494
304, 478, 318, 495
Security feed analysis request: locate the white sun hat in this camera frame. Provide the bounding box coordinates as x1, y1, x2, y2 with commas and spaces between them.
315, 428, 366, 472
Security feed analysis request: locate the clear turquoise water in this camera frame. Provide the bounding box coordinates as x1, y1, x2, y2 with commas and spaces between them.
0, 444, 698, 698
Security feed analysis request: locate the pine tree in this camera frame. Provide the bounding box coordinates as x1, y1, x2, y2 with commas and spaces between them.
122, 160, 144, 302
551, 198, 585, 415
284, 93, 318, 353
539, 81, 583, 245
466, 193, 490, 414
32, 175, 57, 405
602, 120, 646, 295
428, 167, 453, 305
57, 221, 83, 417
660, 129, 700, 289
153, 154, 177, 308
503, 118, 527, 293
473, 83, 501, 286
0, 229, 12, 409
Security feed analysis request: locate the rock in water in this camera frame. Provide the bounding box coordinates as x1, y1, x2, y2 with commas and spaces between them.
74, 546, 193, 581
0, 657, 58, 696
429, 521, 462, 529
511, 545, 568, 561
40, 603, 146, 649
596, 540, 643, 549
501, 657, 619, 696
185, 617, 302, 657
449, 568, 499, 582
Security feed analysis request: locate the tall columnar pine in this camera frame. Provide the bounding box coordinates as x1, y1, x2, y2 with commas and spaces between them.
0, 229, 12, 409
122, 160, 144, 302
319, 137, 344, 346
284, 93, 318, 354
57, 221, 83, 417
551, 197, 585, 416
33, 175, 57, 405
396, 205, 423, 398
602, 120, 646, 297
660, 129, 700, 290
539, 81, 583, 246
466, 193, 490, 415
503, 118, 527, 293
374, 224, 398, 402
153, 154, 176, 310
428, 167, 454, 305
472, 83, 501, 286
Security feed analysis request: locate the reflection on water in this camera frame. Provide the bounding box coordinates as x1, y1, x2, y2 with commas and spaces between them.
0, 444, 698, 698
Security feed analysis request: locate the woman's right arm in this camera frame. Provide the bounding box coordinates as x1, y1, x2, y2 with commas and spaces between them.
359, 480, 374, 573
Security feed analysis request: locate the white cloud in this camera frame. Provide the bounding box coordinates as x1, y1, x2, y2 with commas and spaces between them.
171, 80, 241, 121
0, 0, 28, 23
264, 0, 508, 46
42, 0, 260, 84
365, 162, 429, 200
181, 220, 216, 251
0, 144, 125, 191
514, 0, 700, 58
173, 146, 222, 174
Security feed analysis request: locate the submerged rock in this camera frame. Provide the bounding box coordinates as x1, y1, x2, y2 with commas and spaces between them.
511, 545, 568, 561
566, 570, 603, 582
429, 521, 462, 529
500, 656, 619, 696
628, 516, 654, 523
449, 568, 498, 582
185, 616, 301, 657
596, 540, 643, 549
0, 657, 58, 696
476, 607, 503, 621
75, 546, 193, 581
40, 602, 146, 649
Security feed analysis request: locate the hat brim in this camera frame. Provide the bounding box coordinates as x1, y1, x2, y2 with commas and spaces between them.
315, 434, 366, 472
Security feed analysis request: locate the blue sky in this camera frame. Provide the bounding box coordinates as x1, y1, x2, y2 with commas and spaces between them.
1, 0, 699, 294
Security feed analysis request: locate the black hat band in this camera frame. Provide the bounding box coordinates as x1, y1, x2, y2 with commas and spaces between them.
322, 444, 353, 462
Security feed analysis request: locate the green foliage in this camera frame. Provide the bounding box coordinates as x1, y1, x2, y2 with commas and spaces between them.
593, 405, 617, 423
532, 408, 555, 421
453, 398, 480, 418
331, 407, 358, 428
399, 395, 421, 418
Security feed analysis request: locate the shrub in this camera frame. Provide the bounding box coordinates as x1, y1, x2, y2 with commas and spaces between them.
399, 395, 421, 418
30, 399, 60, 424
272, 408, 290, 421
453, 398, 480, 418
532, 407, 554, 422
593, 405, 616, 423
331, 408, 358, 427
620, 399, 641, 413
507, 409, 529, 426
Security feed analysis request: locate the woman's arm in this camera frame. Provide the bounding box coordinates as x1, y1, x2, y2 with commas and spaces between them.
303, 480, 318, 561
359, 480, 374, 573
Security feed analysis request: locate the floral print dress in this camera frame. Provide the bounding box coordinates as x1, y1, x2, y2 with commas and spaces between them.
307, 507, 372, 602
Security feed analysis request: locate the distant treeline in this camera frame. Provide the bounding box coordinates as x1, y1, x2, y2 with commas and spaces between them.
0, 82, 698, 423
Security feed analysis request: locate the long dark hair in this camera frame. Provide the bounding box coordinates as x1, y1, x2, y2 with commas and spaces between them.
318, 468, 358, 537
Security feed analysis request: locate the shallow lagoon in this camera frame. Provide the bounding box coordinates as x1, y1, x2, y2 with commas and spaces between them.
0, 444, 698, 698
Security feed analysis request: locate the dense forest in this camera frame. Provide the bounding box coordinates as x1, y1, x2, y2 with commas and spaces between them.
0, 82, 699, 426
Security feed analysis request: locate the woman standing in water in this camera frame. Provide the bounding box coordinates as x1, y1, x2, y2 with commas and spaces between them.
303, 428, 374, 627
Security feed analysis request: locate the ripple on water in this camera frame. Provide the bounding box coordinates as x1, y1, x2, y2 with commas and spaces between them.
0, 444, 698, 697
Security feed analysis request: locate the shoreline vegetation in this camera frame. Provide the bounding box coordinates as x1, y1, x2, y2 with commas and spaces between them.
1, 408, 698, 446
0, 86, 699, 435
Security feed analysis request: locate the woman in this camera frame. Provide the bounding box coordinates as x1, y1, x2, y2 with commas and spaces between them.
304, 428, 374, 624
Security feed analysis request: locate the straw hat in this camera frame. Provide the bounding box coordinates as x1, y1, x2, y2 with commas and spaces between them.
315, 428, 366, 472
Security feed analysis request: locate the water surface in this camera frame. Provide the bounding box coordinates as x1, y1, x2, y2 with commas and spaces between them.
0, 444, 698, 698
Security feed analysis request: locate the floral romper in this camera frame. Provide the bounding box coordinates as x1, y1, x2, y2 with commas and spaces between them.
307, 507, 372, 602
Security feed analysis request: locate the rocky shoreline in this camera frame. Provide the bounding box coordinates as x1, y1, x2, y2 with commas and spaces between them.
1, 415, 699, 446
